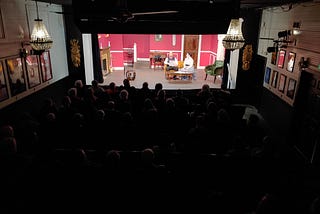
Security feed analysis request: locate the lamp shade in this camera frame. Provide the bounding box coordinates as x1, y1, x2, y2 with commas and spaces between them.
30, 18, 53, 51
222, 18, 245, 50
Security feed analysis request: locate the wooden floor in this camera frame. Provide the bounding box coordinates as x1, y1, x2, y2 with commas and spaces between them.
101, 61, 222, 90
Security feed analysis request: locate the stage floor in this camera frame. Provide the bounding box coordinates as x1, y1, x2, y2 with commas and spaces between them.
101, 66, 222, 90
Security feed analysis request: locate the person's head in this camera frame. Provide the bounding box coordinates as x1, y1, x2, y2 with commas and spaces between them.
201, 84, 210, 92
74, 79, 83, 88
168, 51, 174, 59
0, 137, 17, 155
155, 82, 163, 91
91, 79, 99, 87
0, 125, 14, 139
141, 148, 155, 164
142, 82, 149, 89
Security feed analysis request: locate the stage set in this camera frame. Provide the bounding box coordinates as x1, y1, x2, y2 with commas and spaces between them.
101, 62, 222, 90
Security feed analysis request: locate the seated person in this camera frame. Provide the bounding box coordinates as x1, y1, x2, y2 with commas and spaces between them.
164, 51, 178, 71
183, 52, 196, 80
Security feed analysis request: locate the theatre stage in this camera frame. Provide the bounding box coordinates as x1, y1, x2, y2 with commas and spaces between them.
101, 64, 222, 90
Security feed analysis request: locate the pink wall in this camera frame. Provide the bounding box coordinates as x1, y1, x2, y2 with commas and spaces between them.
123, 34, 150, 58
199, 35, 219, 66
149, 34, 182, 50
98, 34, 219, 68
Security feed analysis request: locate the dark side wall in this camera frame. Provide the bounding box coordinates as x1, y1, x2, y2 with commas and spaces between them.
233, 8, 264, 108
0, 77, 70, 126
64, 5, 86, 86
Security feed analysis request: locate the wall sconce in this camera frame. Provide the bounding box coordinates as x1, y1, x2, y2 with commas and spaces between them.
292, 22, 301, 36
298, 57, 309, 70
222, 18, 245, 51
29, 1, 53, 54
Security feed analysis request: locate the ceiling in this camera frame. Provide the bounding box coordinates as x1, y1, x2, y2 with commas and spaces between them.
38, 0, 312, 9
37, 0, 312, 34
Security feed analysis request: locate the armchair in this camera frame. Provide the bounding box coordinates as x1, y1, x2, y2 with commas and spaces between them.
204, 60, 224, 83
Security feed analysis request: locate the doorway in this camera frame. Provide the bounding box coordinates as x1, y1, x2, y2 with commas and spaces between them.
183, 35, 199, 68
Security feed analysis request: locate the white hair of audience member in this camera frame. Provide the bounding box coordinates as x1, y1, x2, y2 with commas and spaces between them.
96, 109, 105, 121
141, 148, 155, 163
119, 89, 129, 100
74, 79, 83, 88
46, 112, 56, 122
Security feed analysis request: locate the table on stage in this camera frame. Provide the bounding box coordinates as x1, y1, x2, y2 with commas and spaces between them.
165, 69, 193, 81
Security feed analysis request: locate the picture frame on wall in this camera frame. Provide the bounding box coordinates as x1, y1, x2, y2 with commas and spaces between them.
278, 74, 286, 93
311, 78, 316, 88
5, 57, 26, 96
271, 49, 277, 65
25, 55, 41, 88
287, 52, 296, 72
271, 70, 278, 88
264, 67, 271, 84
40, 51, 53, 82
0, 61, 9, 101
287, 78, 297, 99
277, 49, 286, 69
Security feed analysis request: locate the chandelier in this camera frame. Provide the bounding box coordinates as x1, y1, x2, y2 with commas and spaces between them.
29, 1, 53, 52
222, 18, 245, 50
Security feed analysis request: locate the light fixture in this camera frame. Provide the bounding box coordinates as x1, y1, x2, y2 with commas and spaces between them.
29, 0, 53, 53
222, 18, 245, 50
292, 21, 301, 36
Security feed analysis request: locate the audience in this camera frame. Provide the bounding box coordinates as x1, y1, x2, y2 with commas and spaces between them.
0, 80, 311, 213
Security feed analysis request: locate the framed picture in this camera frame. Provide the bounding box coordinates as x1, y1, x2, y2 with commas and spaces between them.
278, 74, 286, 93
287, 52, 296, 72
277, 49, 286, 68
311, 78, 316, 88
40, 51, 53, 82
287, 78, 297, 99
271, 50, 277, 65
154, 34, 162, 42
264, 67, 271, 84
0, 61, 9, 101
25, 55, 41, 88
5, 57, 26, 96
271, 70, 278, 88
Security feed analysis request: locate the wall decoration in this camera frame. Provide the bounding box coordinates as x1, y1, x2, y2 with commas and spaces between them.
264, 67, 271, 84
271, 70, 278, 88
0, 61, 9, 101
70, 39, 81, 68
287, 52, 296, 72
287, 78, 297, 99
6, 57, 26, 96
25, 55, 41, 88
271, 50, 277, 65
155, 34, 162, 42
311, 78, 316, 88
277, 49, 286, 69
0, 9, 5, 39
40, 51, 53, 82
278, 74, 286, 93
242, 44, 253, 70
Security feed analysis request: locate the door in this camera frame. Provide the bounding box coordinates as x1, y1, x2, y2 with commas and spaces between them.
183, 35, 199, 68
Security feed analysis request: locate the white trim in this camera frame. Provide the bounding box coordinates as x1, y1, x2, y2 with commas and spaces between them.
150, 50, 182, 53
181, 35, 184, 60
197, 35, 202, 69
82, 34, 94, 85
137, 58, 149, 61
